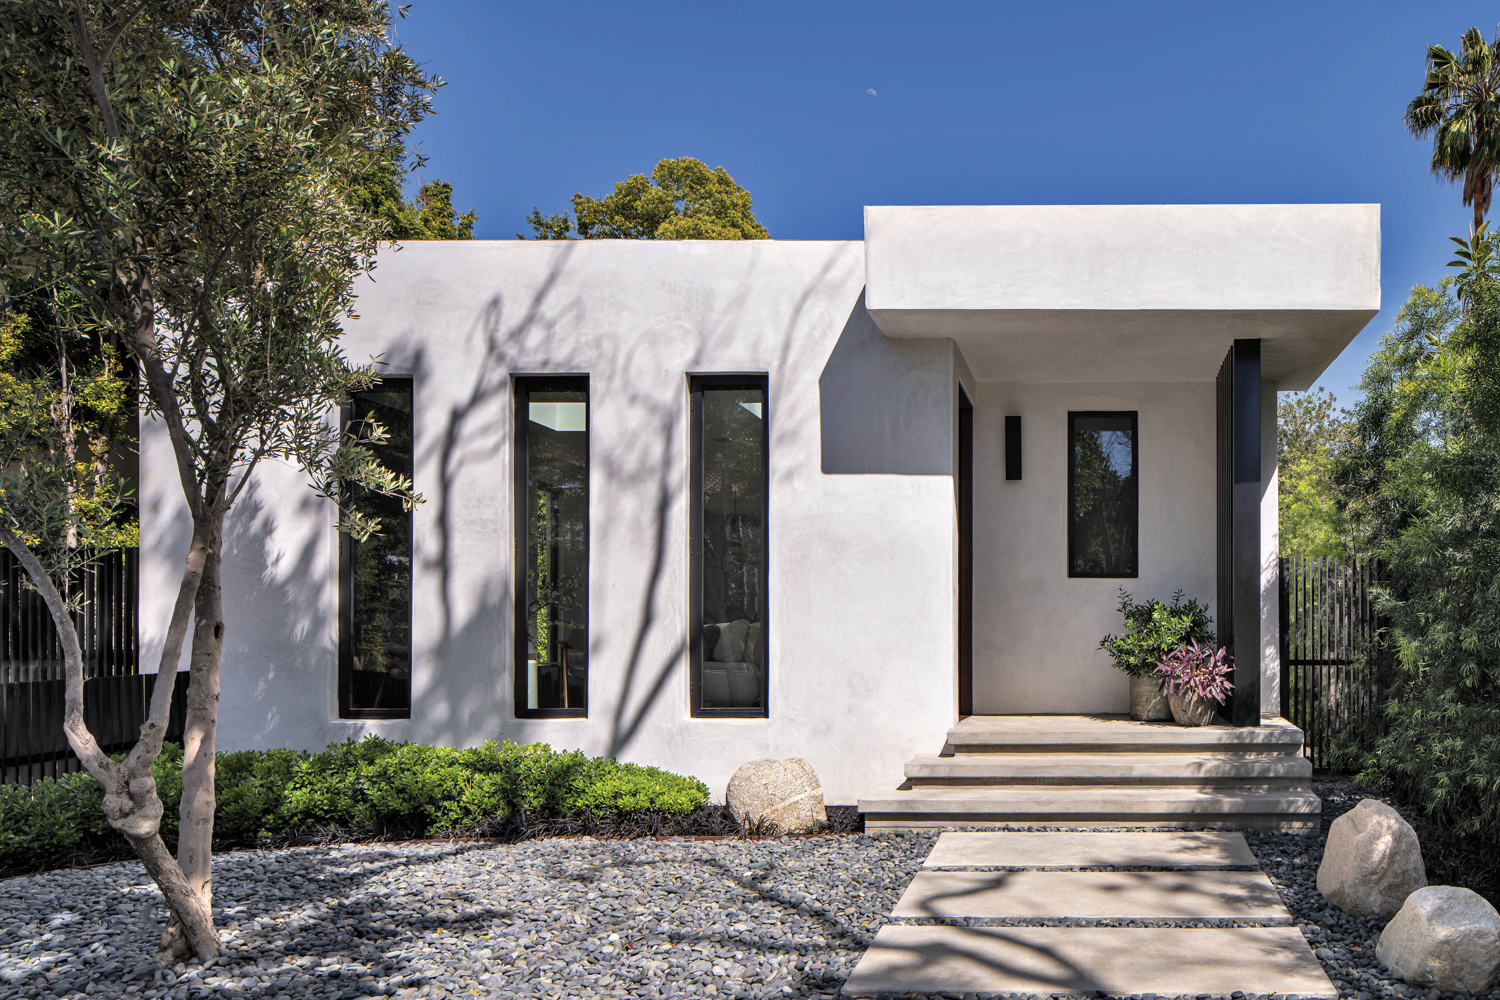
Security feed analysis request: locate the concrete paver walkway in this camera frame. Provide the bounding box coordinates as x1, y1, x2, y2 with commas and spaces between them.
844, 830, 1335, 997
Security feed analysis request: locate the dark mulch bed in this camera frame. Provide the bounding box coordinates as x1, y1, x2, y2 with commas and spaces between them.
0, 804, 865, 881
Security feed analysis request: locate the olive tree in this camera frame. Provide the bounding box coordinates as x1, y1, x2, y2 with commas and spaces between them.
0, 0, 430, 962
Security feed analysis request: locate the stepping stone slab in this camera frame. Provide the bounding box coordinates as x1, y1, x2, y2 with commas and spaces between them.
843, 925, 1335, 997
923, 830, 1258, 869
892, 869, 1287, 919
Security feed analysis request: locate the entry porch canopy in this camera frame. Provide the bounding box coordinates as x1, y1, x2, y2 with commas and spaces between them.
863, 204, 1381, 726
862, 203, 1380, 389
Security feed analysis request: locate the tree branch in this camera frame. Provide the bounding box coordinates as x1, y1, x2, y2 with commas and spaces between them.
124, 519, 210, 769
100, 1, 147, 65
70, 1, 122, 140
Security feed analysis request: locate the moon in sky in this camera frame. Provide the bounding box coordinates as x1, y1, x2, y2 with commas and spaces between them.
866, 88, 877, 96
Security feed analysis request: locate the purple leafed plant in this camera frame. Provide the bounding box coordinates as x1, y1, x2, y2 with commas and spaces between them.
1153, 639, 1234, 704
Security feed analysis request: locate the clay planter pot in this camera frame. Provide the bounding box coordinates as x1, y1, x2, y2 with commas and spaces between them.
1167, 690, 1220, 726
1128, 674, 1172, 721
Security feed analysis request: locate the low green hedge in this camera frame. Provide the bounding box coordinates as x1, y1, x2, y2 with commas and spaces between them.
0, 738, 708, 874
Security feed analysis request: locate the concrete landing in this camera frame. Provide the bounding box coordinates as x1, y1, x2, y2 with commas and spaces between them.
843, 926, 1335, 997
923, 830, 1258, 868
893, 869, 1286, 920
844, 829, 1335, 998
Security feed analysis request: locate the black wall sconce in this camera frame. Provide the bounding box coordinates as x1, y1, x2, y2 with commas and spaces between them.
1005, 415, 1022, 480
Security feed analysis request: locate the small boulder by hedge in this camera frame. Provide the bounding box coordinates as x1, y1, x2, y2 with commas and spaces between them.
1377, 886, 1500, 995
0, 738, 708, 876
1316, 798, 1426, 919
726, 758, 825, 834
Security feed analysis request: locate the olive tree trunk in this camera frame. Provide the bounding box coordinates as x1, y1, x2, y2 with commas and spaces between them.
0, 526, 221, 962
157, 516, 224, 964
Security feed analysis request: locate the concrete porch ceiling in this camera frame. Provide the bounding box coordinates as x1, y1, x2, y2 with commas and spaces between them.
863, 204, 1381, 390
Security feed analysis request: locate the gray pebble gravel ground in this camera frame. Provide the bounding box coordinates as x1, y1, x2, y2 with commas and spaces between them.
0, 780, 1495, 1000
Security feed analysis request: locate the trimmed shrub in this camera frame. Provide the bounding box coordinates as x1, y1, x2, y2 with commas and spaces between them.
0, 737, 711, 874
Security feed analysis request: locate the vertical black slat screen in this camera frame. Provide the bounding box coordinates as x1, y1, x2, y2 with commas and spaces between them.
1278, 556, 1383, 769
1005, 415, 1022, 481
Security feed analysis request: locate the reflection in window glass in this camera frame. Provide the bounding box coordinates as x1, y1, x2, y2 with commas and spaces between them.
1069, 412, 1138, 578
696, 381, 766, 713
517, 381, 589, 714
342, 380, 413, 717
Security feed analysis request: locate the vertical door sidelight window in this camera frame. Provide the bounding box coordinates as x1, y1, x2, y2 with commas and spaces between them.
690, 375, 769, 717
340, 378, 414, 719
515, 377, 590, 717
1068, 411, 1138, 578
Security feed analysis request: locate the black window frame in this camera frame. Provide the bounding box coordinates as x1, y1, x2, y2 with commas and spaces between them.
338, 376, 414, 720
689, 373, 770, 719
1066, 410, 1140, 579
513, 375, 591, 719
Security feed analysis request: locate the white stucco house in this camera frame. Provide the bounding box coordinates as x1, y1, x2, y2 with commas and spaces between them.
139, 204, 1380, 829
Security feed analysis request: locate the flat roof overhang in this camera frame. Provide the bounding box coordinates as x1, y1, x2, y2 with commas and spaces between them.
864, 204, 1381, 389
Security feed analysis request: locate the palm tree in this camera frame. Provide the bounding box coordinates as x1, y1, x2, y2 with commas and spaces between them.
1407, 27, 1500, 235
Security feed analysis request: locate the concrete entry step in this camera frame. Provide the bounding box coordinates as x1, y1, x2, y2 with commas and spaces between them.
943, 714, 1307, 754
842, 925, 1336, 998
922, 830, 1259, 869
892, 869, 1287, 920
860, 784, 1322, 832
906, 750, 1313, 785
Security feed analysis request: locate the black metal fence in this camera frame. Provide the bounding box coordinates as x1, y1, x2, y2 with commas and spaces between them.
2, 548, 138, 680
1, 548, 187, 784
1279, 555, 1383, 769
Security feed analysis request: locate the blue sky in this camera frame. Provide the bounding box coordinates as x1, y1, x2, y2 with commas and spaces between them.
392, 1, 1497, 405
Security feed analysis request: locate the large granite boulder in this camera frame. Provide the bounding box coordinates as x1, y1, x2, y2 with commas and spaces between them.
1316, 798, 1426, 919
726, 758, 826, 834
1377, 886, 1500, 995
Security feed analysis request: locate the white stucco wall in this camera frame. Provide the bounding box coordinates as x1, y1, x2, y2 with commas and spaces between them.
967, 382, 1219, 714
139, 239, 963, 804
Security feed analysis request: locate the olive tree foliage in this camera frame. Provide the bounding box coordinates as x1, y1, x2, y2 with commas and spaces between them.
1332, 235, 1500, 855
0, 0, 430, 962
522, 156, 770, 240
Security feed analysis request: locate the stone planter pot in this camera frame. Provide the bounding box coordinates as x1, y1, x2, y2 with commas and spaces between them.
1128, 673, 1172, 721
1168, 690, 1220, 726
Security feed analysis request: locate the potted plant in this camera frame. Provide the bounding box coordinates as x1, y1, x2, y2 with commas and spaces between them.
1098, 589, 1215, 721
1153, 639, 1234, 726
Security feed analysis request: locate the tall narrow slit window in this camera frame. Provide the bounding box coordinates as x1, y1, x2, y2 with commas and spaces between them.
1068, 411, 1138, 578
690, 375, 768, 717
340, 377, 413, 719
515, 377, 590, 717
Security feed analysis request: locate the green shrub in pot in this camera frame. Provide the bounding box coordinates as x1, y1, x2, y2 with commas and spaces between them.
1098, 588, 1216, 676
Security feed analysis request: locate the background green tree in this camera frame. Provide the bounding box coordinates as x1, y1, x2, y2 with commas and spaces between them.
346, 154, 478, 240
1277, 388, 1357, 556
1407, 26, 1500, 234
1331, 237, 1500, 878
0, 0, 429, 961
522, 157, 770, 240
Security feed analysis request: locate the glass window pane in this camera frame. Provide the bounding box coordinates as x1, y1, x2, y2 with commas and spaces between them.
520, 385, 589, 712
1069, 412, 1138, 577
699, 384, 765, 711
345, 380, 413, 715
